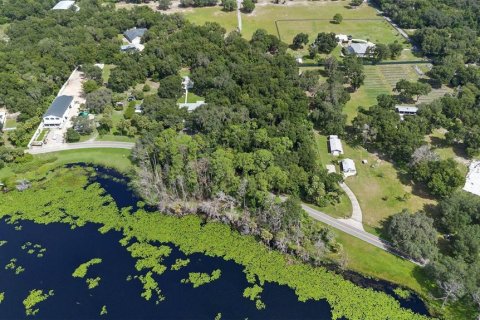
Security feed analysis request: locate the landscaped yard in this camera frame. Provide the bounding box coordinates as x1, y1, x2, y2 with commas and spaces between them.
35, 129, 50, 142
178, 91, 204, 104
315, 133, 436, 231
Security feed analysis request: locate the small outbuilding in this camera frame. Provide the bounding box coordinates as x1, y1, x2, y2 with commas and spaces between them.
341, 158, 357, 177
328, 135, 344, 156
135, 104, 143, 114
43, 95, 74, 128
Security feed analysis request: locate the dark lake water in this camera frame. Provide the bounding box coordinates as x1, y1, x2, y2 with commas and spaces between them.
0, 165, 430, 319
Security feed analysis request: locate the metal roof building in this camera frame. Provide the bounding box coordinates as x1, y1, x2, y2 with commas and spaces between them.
328, 135, 344, 156
464, 161, 480, 196
346, 43, 374, 57
395, 105, 418, 115
123, 28, 147, 43
52, 0, 76, 10
341, 158, 357, 177
44, 95, 73, 118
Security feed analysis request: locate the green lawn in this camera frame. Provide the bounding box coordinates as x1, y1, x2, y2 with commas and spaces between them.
426, 129, 470, 176
35, 129, 50, 142
315, 133, 436, 229
0, 148, 133, 182
133, 79, 159, 96
177, 92, 204, 104
4, 118, 17, 129
96, 108, 136, 143
330, 224, 428, 295
102, 64, 115, 83
184, 2, 406, 45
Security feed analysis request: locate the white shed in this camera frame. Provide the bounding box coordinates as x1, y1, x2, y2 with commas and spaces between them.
341, 158, 357, 177
328, 135, 344, 156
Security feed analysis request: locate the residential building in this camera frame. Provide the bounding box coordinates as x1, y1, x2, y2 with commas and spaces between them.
328, 135, 344, 156
122, 27, 147, 52
43, 95, 74, 128
52, 0, 78, 10
335, 34, 349, 43
345, 42, 374, 58
464, 161, 480, 196
395, 105, 418, 116
341, 158, 357, 177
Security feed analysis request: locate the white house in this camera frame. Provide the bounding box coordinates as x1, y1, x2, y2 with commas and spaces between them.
464, 161, 480, 196
335, 34, 349, 43
345, 42, 375, 58
42, 95, 74, 128
341, 158, 357, 177
52, 0, 78, 11
395, 105, 418, 115
328, 135, 344, 156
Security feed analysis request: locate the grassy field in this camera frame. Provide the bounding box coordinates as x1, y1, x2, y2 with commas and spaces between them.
35, 129, 50, 142
316, 133, 436, 229
96, 108, 136, 143
133, 79, 159, 96
0, 148, 133, 182
330, 223, 428, 295
184, 2, 407, 44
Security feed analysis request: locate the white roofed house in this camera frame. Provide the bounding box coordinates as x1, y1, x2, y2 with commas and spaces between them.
341, 158, 357, 177
395, 105, 418, 115
42, 95, 74, 128
52, 0, 79, 11
464, 161, 480, 196
328, 135, 344, 156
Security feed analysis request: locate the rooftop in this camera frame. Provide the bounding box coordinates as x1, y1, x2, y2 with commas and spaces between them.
346, 43, 373, 56
395, 105, 418, 113
44, 95, 74, 118
123, 28, 147, 43
52, 0, 75, 10
341, 158, 356, 172
464, 161, 480, 196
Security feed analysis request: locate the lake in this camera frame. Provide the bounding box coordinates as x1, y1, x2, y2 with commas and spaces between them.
0, 165, 430, 319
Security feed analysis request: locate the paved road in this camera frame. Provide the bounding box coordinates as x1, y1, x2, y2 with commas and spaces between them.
27, 141, 135, 154
301, 204, 422, 266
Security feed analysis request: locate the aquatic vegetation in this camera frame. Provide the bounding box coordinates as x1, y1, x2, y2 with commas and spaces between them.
86, 277, 101, 289
0, 167, 430, 319
394, 287, 412, 299
21, 242, 46, 258
214, 313, 222, 320
243, 285, 265, 310
0, 292, 4, 304
126, 242, 171, 275
5, 258, 25, 275
23, 289, 54, 316
100, 305, 108, 316
171, 258, 190, 271
0, 240, 7, 247
181, 269, 222, 288
135, 272, 165, 304
72, 258, 102, 278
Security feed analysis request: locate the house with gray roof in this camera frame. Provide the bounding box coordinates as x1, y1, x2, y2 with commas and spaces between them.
345, 42, 374, 58
124, 28, 147, 44
43, 95, 74, 128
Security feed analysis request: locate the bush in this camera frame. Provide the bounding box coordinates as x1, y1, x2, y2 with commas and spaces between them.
66, 128, 80, 142
222, 0, 237, 11
143, 84, 151, 92
242, 0, 255, 13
